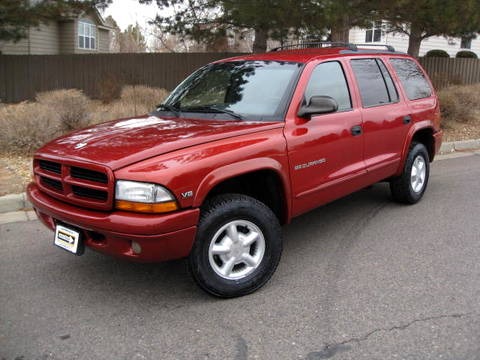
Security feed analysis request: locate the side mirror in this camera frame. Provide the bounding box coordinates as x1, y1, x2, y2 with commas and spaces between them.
297, 96, 338, 119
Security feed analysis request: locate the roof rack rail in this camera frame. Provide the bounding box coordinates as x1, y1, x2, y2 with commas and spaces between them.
354, 44, 396, 52
270, 42, 358, 52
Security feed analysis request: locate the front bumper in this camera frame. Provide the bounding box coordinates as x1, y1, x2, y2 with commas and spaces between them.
27, 183, 199, 262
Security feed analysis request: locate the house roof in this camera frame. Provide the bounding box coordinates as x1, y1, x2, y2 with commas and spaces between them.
60, 7, 113, 30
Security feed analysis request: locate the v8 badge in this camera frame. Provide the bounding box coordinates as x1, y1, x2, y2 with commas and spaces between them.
181, 190, 194, 199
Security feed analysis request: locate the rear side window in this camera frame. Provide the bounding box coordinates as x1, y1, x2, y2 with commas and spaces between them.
390, 58, 432, 100
351, 58, 398, 107
377, 60, 398, 102
304, 61, 352, 111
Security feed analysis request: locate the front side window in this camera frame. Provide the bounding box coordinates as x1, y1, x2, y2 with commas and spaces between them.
390, 58, 432, 100
304, 61, 352, 111
365, 21, 382, 43
162, 61, 303, 121
78, 21, 96, 50
351, 58, 393, 107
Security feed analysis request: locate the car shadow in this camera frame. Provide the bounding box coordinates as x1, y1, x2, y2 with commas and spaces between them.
41, 183, 395, 305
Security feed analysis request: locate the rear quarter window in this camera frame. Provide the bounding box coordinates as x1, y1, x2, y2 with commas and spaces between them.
390, 58, 432, 100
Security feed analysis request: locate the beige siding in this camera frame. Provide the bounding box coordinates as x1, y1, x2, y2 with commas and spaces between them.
98, 29, 110, 53
0, 22, 59, 54
59, 21, 75, 54
0, 38, 29, 55
29, 22, 59, 54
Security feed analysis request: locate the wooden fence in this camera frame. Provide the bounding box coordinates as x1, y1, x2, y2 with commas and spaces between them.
418, 57, 480, 89
1, 53, 479, 103
0, 52, 245, 103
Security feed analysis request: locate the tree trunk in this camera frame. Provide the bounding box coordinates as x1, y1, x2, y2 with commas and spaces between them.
407, 23, 423, 57
330, 16, 350, 43
253, 28, 267, 53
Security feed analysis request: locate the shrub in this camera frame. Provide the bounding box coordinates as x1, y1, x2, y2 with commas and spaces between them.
36, 89, 90, 132
97, 73, 123, 104
89, 101, 148, 125
438, 84, 480, 126
425, 49, 450, 58
120, 85, 169, 109
90, 86, 169, 125
456, 50, 478, 58
0, 101, 62, 154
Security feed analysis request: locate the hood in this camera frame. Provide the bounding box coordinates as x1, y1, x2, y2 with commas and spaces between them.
37, 115, 282, 170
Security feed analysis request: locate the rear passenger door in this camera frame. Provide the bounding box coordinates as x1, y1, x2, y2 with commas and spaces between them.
350, 58, 411, 180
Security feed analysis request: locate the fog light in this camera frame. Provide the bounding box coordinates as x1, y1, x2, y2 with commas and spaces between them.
131, 241, 142, 254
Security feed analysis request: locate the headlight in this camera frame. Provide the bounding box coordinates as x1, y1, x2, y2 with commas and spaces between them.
115, 180, 178, 213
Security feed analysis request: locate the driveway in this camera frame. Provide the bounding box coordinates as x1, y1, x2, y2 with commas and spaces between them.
1, 154, 480, 360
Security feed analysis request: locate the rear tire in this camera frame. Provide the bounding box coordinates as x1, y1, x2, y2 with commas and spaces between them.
189, 194, 282, 298
390, 142, 430, 204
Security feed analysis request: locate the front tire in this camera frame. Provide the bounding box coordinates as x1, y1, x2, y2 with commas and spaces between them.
390, 142, 430, 204
189, 194, 282, 298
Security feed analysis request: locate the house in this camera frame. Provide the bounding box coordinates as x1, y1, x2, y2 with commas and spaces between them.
0, 8, 112, 55
349, 21, 480, 57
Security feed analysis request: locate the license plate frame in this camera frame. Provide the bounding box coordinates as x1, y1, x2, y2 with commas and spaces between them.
54, 224, 84, 255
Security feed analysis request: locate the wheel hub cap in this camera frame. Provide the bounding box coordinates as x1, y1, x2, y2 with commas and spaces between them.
410, 155, 426, 193
208, 220, 266, 280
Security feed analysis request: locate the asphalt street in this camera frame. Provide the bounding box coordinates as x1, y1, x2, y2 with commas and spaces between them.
1, 154, 480, 360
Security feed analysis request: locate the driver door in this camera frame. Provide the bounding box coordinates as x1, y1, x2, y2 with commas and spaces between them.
285, 60, 366, 216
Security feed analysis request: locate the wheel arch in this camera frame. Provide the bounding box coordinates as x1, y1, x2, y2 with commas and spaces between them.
193, 158, 291, 224
398, 122, 436, 173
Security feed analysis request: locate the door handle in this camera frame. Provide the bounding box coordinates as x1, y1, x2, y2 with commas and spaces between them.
351, 125, 362, 136
403, 115, 412, 124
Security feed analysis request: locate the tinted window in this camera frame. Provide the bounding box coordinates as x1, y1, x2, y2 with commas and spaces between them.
390, 59, 432, 100
304, 61, 351, 111
377, 60, 399, 102
351, 59, 390, 107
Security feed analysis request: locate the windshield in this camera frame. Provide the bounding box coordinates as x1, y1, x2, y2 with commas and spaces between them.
160, 60, 303, 121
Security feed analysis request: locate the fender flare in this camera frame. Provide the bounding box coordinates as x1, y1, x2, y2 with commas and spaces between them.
192, 157, 292, 221
397, 120, 435, 173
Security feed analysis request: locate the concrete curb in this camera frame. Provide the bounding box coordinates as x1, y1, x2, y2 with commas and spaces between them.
439, 139, 480, 154
0, 193, 32, 214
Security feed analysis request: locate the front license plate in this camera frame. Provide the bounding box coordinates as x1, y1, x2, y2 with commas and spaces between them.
54, 224, 83, 255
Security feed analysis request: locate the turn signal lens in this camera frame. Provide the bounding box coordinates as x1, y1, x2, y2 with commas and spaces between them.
116, 200, 178, 213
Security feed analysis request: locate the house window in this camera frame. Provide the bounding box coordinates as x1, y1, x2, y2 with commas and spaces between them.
78, 21, 96, 50
461, 37, 472, 49
365, 21, 382, 43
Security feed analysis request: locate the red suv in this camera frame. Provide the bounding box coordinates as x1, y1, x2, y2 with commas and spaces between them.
27, 43, 442, 297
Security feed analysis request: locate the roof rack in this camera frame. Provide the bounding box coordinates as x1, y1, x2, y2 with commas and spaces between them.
352, 44, 396, 52
269, 42, 396, 53
270, 42, 358, 52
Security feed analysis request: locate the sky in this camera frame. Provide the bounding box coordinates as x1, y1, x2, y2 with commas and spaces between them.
102, 0, 162, 31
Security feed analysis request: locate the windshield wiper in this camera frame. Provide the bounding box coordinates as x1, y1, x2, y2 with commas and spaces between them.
156, 103, 180, 117
180, 105, 243, 120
